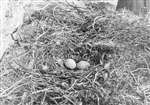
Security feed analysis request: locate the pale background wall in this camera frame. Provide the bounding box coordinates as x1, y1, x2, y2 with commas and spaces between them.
0, 0, 118, 58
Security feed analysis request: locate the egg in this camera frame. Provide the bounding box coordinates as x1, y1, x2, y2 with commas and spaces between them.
64, 59, 76, 70
77, 61, 90, 70
42, 65, 49, 71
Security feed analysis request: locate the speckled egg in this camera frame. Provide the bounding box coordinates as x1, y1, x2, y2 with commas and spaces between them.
77, 61, 90, 70
64, 59, 76, 70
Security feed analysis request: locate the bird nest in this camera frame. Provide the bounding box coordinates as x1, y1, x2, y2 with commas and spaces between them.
0, 1, 150, 105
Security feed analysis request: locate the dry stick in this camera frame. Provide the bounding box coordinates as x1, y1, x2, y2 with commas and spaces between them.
67, 80, 77, 91
92, 15, 104, 29
35, 30, 49, 41
10, 27, 18, 41
92, 71, 99, 86
145, 47, 150, 55
0, 68, 14, 77
3, 48, 32, 65
13, 60, 37, 75
51, 98, 60, 105
140, 54, 150, 70
0, 75, 32, 94
67, 69, 96, 91
31, 88, 53, 95
41, 91, 47, 105
135, 53, 150, 72
38, 2, 52, 11
36, 5, 62, 41
0, 76, 31, 97
41, 94, 60, 105
132, 67, 150, 73
143, 90, 150, 104
65, 0, 87, 15
30, 80, 36, 104
20, 92, 28, 105
0, 49, 11, 63
63, 95, 76, 105
63, 0, 85, 28
31, 88, 62, 105
0, 79, 31, 98
128, 70, 140, 86
96, 93, 100, 105
138, 89, 147, 105
52, 5, 64, 26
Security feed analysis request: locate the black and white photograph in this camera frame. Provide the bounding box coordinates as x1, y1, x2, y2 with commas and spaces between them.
0, 0, 150, 105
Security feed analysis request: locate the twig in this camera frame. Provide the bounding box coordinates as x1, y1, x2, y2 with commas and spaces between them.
36, 30, 49, 41
31, 88, 52, 94
41, 92, 47, 105
52, 5, 64, 26
10, 27, 18, 41
0, 78, 31, 98
63, 95, 76, 105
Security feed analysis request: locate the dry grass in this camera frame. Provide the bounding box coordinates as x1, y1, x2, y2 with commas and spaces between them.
0, 1, 150, 105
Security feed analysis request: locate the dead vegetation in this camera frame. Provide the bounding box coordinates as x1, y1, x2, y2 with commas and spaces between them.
0, 1, 150, 105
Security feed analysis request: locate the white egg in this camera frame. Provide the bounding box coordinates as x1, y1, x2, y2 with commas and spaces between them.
42, 65, 49, 70
77, 61, 90, 70
64, 59, 76, 70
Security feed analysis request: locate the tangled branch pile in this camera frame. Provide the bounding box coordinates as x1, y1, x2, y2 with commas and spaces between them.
0, 1, 150, 105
